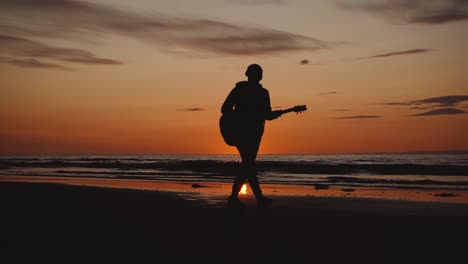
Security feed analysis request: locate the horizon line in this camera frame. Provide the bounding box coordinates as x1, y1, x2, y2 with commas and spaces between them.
1, 150, 468, 156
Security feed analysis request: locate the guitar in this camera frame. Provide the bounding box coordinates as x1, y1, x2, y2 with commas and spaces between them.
219, 105, 307, 146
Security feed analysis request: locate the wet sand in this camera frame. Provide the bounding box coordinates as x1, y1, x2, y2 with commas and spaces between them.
2, 175, 468, 204
2, 178, 468, 263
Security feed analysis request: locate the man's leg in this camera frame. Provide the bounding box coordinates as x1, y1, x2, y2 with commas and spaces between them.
230, 174, 246, 199
242, 138, 266, 200
227, 145, 249, 207
244, 138, 272, 210
230, 143, 250, 198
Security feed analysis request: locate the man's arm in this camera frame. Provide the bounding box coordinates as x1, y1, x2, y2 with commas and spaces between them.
264, 89, 282, 120
265, 110, 282, 120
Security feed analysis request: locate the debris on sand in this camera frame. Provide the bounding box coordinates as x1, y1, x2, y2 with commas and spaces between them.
314, 184, 329, 190
192, 183, 208, 188
434, 193, 459, 197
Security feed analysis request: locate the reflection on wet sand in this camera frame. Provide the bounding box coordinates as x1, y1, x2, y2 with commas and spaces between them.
1, 175, 468, 205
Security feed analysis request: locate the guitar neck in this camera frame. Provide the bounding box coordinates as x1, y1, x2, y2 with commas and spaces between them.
278, 108, 297, 115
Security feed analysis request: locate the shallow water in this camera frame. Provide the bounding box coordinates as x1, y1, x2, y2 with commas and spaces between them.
1, 154, 468, 190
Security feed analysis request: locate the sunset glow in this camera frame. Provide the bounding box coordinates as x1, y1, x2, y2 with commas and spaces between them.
1, 0, 467, 154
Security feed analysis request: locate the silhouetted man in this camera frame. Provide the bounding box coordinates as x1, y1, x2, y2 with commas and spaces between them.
221, 64, 282, 210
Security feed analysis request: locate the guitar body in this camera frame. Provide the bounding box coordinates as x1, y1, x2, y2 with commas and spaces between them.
219, 105, 307, 147
219, 113, 239, 146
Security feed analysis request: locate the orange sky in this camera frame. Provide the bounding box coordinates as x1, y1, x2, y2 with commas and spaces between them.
1, 0, 467, 154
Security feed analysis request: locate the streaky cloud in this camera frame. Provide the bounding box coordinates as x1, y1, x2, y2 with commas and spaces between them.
382, 102, 413, 106
333, 115, 381, 119
320, 91, 337, 95
409, 13, 468, 24
0, 35, 122, 66
0, 56, 72, 70
384, 95, 468, 107
229, 0, 285, 5
411, 95, 468, 107
336, 0, 468, 24
348, 49, 430, 61
409, 108, 467, 116
176, 108, 206, 112
369, 49, 430, 58
332, 109, 351, 112
409, 106, 429, 110
0, 0, 342, 57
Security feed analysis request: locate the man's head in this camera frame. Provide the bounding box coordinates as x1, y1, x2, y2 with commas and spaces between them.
245, 64, 263, 83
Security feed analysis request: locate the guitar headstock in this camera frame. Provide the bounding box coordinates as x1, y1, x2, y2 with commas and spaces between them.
292, 105, 307, 114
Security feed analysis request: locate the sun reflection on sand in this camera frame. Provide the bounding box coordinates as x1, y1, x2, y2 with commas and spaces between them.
239, 184, 247, 195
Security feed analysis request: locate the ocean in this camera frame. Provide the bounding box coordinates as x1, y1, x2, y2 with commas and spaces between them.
1, 154, 468, 190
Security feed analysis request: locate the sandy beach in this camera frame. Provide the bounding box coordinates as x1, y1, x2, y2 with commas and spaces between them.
2, 177, 468, 264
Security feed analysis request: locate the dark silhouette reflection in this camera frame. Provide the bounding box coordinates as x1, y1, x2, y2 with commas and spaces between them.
220, 64, 306, 210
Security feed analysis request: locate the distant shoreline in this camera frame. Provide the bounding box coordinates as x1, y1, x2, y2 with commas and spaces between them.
1, 150, 468, 155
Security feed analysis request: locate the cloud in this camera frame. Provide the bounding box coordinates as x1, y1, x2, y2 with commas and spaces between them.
0, 35, 122, 69
176, 108, 206, 112
337, 0, 468, 24
333, 115, 382, 119
409, 108, 467, 116
273, 106, 283, 109
409, 106, 429, 110
383, 95, 468, 117
332, 109, 351, 112
299, 59, 325, 66
320, 91, 337, 95
229, 0, 285, 4
411, 95, 468, 107
369, 49, 430, 58
382, 102, 412, 106
384, 95, 468, 108
0, 0, 342, 57
348, 49, 430, 61
0, 56, 72, 70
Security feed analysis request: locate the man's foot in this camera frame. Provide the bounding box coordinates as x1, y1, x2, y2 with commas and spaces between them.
257, 196, 273, 211
227, 196, 246, 209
